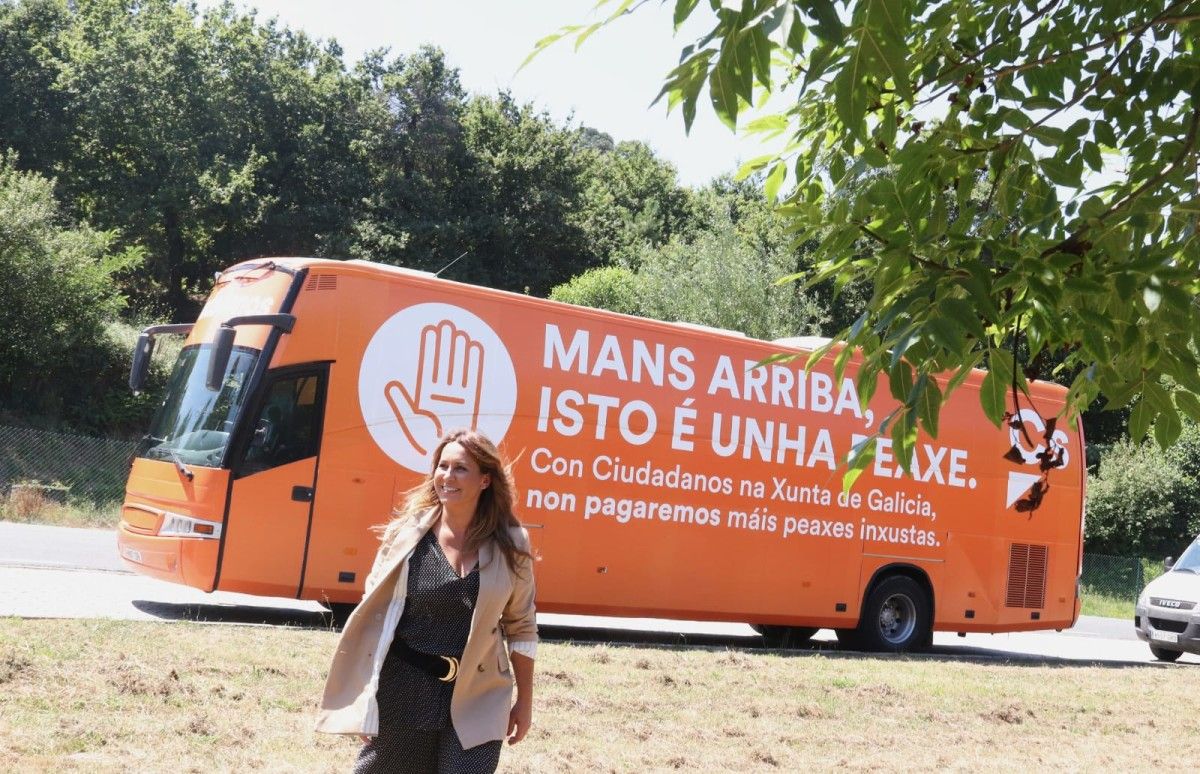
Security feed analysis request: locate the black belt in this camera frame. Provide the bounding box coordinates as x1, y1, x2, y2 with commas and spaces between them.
394, 640, 459, 682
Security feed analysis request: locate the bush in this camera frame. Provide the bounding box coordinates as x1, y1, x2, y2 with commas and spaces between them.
0, 154, 145, 434
548, 265, 640, 316
550, 208, 826, 341
1085, 432, 1200, 557
633, 229, 824, 341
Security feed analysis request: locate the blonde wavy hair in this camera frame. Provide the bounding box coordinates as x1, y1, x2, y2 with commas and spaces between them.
381, 429, 531, 574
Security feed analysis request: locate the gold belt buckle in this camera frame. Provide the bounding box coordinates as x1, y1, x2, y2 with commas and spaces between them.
438, 655, 459, 682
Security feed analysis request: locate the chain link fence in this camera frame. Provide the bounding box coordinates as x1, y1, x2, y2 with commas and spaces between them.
0, 423, 136, 525
1081, 552, 1166, 603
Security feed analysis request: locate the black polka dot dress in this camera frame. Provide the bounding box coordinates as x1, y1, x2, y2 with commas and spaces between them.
354, 530, 503, 774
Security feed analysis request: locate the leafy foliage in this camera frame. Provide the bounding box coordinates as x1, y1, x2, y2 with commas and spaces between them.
551, 195, 826, 340
637, 229, 825, 340
0, 0, 73, 175
547, 0, 1200, 461
0, 0, 708, 320
577, 139, 699, 268
352, 63, 692, 296
351, 45, 473, 268
548, 265, 642, 316
444, 93, 596, 296
48, 0, 372, 314
1085, 422, 1200, 557
0, 155, 147, 433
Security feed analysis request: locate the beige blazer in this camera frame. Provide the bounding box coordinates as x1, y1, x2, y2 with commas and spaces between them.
315, 507, 537, 749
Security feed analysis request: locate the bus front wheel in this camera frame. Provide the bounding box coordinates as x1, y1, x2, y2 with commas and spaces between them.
849, 575, 931, 653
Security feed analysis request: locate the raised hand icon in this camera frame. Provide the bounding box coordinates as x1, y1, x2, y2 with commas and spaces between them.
384, 320, 485, 456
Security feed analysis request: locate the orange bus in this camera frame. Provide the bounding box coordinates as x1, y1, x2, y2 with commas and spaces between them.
120, 257, 1085, 651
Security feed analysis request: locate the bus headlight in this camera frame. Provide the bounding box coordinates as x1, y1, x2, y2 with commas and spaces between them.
158, 513, 223, 539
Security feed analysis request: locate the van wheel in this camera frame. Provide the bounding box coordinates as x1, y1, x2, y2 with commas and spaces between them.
1150, 645, 1183, 662
753, 625, 818, 648
852, 575, 931, 653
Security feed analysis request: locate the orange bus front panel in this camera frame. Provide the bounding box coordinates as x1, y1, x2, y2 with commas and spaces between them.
116, 526, 222, 592
119, 459, 231, 592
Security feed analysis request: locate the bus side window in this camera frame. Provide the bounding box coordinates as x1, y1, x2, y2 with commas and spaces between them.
239, 373, 324, 476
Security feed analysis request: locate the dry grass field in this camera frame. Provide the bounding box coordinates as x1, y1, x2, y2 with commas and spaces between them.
1, 618, 1196, 772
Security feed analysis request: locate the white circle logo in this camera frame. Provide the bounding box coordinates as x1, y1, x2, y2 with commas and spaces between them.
359, 303, 517, 473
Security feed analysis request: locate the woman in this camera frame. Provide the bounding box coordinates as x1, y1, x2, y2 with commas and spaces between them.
316, 429, 537, 773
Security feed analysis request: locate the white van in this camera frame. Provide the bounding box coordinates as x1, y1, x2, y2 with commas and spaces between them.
1134, 537, 1200, 661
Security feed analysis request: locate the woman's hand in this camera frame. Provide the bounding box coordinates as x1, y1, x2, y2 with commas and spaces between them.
506, 696, 532, 745
507, 651, 534, 745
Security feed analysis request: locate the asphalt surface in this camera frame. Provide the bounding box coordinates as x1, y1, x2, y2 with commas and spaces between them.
0, 521, 1184, 666
0, 521, 127, 573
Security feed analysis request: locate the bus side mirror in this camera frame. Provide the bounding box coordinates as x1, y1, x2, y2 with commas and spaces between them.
1165, 556, 1175, 571
206, 326, 236, 391
127, 323, 193, 393
129, 333, 154, 392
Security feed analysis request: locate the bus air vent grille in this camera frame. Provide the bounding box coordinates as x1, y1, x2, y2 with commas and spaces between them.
304, 273, 338, 291
1005, 542, 1048, 608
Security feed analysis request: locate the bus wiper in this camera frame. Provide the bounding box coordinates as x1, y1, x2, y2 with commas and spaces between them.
168, 450, 195, 482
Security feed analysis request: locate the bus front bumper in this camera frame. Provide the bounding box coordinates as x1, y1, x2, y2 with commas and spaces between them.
117, 522, 219, 592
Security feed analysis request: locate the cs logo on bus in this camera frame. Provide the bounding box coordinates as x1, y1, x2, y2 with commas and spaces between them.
1004, 408, 1070, 511
359, 303, 517, 473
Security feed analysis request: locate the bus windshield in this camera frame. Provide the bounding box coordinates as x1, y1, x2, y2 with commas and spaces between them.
137, 344, 259, 467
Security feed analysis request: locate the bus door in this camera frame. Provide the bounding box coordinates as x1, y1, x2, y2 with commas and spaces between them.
217, 366, 328, 597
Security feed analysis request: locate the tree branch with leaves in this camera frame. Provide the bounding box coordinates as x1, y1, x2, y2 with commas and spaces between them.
535, 0, 1200, 469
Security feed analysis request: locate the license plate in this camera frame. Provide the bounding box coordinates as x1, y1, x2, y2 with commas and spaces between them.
1151, 630, 1180, 644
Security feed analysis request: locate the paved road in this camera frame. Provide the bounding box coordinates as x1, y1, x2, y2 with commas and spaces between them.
0, 521, 126, 573
0, 522, 1179, 666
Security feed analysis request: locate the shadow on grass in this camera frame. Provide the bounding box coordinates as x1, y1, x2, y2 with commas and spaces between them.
539, 623, 1173, 669
131, 599, 334, 629
127, 601, 1173, 670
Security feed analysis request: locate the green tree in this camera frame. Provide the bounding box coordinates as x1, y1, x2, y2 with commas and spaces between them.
548, 265, 642, 316
1086, 423, 1200, 557
696, 174, 872, 334
552, 203, 826, 340
1, 1, 706, 316
450, 93, 596, 296
197, 6, 373, 269
351, 45, 473, 268
543, 0, 1200, 463
5, 0, 373, 316
52, 0, 231, 313
349, 54, 702, 295
578, 139, 697, 268
638, 228, 825, 340
0, 155, 143, 430
0, 0, 74, 176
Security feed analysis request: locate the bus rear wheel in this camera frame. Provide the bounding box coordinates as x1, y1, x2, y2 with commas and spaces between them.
850, 575, 931, 653
325, 602, 356, 630
753, 625, 818, 648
